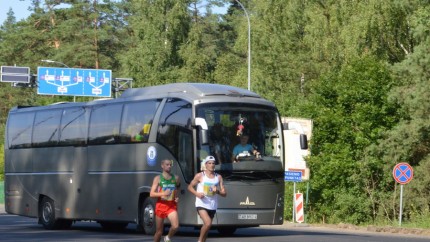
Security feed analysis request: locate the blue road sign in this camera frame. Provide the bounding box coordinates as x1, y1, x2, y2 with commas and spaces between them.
393, 163, 413, 185
37, 67, 112, 97
285, 171, 302, 182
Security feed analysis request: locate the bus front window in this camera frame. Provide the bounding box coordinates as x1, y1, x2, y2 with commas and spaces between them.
196, 103, 283, 176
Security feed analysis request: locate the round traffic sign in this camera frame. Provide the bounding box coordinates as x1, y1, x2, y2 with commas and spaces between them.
392, 163, 413, 185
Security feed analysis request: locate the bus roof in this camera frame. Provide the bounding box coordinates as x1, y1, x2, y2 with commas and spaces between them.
8, 83, 275, 113
120, 83, 261, 99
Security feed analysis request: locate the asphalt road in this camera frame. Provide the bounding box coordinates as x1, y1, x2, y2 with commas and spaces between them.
1, 204, 429, 242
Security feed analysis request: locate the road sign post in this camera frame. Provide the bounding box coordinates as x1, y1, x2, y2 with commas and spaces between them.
392, 163, 413, 226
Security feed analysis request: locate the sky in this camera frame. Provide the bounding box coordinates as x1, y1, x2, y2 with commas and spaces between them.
0, 0, 32, 24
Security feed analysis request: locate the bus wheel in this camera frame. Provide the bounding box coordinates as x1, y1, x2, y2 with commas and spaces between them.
141, 197, 156, 235
217, 226, 237, 235
40, 197, 60, 230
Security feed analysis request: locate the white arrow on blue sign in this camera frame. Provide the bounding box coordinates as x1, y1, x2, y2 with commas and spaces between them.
37, 67, 112, 97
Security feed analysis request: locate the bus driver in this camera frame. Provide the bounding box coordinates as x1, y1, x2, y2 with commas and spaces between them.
232, 134, 260, 162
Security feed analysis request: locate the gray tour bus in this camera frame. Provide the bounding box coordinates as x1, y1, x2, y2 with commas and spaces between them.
4, 83, 287, 235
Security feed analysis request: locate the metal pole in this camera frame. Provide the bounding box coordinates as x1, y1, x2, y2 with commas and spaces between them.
40, 59, 70, 68
234, 0, 251, 91
292, 182, 296, 223
305, 181, 310, 223
399, 184, 403, 226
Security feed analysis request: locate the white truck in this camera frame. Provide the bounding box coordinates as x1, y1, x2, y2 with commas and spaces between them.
282, 117, 312, 180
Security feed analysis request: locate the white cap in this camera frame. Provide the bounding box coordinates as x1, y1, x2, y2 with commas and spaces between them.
203, 155, 216, 163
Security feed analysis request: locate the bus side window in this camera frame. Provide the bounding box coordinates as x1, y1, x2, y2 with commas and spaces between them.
120, 100, 159, 143
7, 112, 34, 149
32, 109, 62, 147
89, 104, 122, 145
59, 108, 88, 146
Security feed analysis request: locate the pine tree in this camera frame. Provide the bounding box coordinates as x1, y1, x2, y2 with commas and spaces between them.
120, 0, 191, 86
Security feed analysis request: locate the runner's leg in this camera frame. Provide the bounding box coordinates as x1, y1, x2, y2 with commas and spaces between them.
166, 210, 179, 239
197, 209, 213, 242
154, 215, 164, 242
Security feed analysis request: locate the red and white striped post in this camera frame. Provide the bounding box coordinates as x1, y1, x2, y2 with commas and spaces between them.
295, 192, 304, 223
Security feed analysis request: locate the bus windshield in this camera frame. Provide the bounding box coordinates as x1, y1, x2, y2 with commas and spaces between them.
196, 103, 283, 179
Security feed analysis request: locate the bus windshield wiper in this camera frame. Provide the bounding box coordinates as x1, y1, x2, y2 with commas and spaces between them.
224, 172, 261, 181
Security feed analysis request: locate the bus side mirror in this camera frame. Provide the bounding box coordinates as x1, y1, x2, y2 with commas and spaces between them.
195, 118, 209, 145
195, 118, 208, 130
300, 134, 308, 150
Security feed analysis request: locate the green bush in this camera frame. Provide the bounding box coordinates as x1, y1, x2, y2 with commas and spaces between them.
0, 181, 3, 204
284, 181, 310, 222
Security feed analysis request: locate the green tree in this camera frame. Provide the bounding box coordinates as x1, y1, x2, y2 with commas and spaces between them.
26, 0, 125, 70
120, 0, 191, 86
0, 6, 49, 68
212, 1, 242, 86
305, 57, 399, 224
178, 0, 225, 83
373, 4, 430, 223
250, 0, 314, 116
0, 7, 45, 149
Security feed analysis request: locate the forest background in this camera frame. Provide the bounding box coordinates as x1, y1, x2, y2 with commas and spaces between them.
1, 0, 430, 228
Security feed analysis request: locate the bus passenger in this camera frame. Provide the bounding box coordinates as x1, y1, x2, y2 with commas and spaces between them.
187, 156, 227, 242
150, 159, 180, 242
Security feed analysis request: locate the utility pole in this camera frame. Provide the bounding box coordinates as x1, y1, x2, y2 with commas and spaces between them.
235, 0, 251, 91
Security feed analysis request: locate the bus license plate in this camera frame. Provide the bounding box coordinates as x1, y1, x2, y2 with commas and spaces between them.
238, 214, 257, 219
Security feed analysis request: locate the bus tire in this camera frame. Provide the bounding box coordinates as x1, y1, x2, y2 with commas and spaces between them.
39, 197, 61, 230
217, 226, 237, 235
141, 197, 156, 235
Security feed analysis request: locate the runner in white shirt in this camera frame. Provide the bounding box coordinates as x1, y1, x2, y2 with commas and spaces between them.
188, 156, 227, 242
